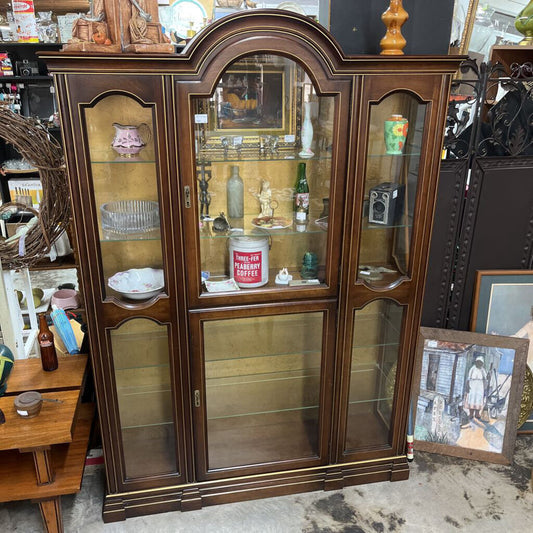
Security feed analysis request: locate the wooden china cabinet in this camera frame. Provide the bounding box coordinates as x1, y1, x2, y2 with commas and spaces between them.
42, 11, 461, 522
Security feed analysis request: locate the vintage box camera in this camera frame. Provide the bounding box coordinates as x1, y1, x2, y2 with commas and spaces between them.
16, 59, 39, 77
368, 182, 405, 225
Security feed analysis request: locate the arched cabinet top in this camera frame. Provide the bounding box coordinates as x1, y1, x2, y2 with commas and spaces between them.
180, 9, 345, 81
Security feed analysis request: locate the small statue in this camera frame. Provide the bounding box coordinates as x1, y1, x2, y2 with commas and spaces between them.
258, 180, 272, 218
129, 0, 153, 44
197, 165, 212, 219
275, 267, 292, 285
69, 0, 110, 45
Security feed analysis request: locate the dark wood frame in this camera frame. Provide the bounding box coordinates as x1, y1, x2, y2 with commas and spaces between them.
413, 327, 528, 464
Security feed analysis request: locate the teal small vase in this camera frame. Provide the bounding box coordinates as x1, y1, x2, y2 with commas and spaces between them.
384, 114, 409, 155
0, 344, 15, 397
301, 252, 319, 279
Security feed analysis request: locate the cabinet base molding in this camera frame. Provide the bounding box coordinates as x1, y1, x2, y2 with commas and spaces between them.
324, 468, 344, 491
102, 457, 409, 522
180, 488, 203, 511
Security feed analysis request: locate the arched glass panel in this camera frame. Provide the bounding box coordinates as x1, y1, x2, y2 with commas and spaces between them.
109, 318, 176, 478
345, 299, 403, 452
193, 54, 334, 295
84, 95, 165, 302
358, 92, 427, 288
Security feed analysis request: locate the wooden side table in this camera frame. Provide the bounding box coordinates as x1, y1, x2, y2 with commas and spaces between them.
0, 355, 94, 533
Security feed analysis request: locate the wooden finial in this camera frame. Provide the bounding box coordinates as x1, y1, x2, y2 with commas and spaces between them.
380, 0, 409, 55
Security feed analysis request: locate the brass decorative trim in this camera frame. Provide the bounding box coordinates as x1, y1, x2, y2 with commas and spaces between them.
518, 365, 533, 427
104, 455, 407, 498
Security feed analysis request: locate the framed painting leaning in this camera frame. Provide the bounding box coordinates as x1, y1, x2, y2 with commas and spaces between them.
413, 327, 528, 464
471, 270, 533, 433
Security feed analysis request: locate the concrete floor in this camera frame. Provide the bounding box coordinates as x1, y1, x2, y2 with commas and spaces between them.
1, 435, 532, 533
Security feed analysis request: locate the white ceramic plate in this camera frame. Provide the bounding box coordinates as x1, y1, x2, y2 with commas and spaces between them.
108, 268, 165, 300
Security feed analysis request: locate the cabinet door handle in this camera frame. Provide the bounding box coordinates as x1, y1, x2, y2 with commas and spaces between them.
184, 185, 191, 208
194, 389, 201, 408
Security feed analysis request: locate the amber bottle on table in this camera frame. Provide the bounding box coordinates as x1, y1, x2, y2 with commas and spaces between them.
38, 313, 58, 371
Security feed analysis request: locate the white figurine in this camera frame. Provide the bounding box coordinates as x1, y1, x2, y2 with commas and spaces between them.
275, 267, 292, 285
258, 180, 272, 218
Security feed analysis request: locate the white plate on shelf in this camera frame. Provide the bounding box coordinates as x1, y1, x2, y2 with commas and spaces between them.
108, 268, 165, 300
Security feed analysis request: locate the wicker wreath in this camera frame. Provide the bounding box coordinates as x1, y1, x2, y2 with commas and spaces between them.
0, 106, 70, 269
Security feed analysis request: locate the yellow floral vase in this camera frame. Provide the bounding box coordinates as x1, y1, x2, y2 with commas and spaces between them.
384, 114, 409, 154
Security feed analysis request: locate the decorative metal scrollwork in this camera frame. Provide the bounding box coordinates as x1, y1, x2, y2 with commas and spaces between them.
444, 58, 533, 159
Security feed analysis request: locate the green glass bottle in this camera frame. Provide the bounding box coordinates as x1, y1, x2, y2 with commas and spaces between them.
294, 162, 309, 217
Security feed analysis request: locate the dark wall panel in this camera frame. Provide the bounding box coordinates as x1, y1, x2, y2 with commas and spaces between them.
421, 159, 468, 329
448, 157, 533, 331
330, 0, 455, 56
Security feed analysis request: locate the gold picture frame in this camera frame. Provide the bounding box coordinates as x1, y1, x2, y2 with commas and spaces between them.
195, 55, 299, 153
458, 0, 479, 54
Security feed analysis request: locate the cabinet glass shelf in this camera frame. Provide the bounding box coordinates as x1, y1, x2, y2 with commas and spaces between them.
363, 222, 412, 230
208, 404, 319, 421
348, 396, 393, 405
117, 383, 171, 395
115, 361, 170, 371
207, 368, 321, 387
206, 349, 321, 364
123, 420, 174, 430
367, 151, 421, 158
202, 272, 327, 293
199, 221, 326, 239
196, 151, 332, 164
100, 230, 161, 242
352, 342, 400, 350
90, 154, 156, 164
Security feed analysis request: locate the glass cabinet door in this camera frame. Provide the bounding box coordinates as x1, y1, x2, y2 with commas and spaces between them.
80, 89, 179, 484
193, 306, 334, 478
345, 299, 404, 452
110, 318, 176, 479
358, 92, 427, 288
84, 94, 166, 303
191, 54, 335, 298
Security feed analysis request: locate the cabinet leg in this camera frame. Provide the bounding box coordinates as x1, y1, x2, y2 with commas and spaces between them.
390, 459, 409, 482
37, 497, 63, 533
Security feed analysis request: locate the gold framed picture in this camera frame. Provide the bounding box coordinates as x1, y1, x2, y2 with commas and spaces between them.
195, 55, 299, 153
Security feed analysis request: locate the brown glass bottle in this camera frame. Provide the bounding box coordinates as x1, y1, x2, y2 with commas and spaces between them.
38, 313, 58, 371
